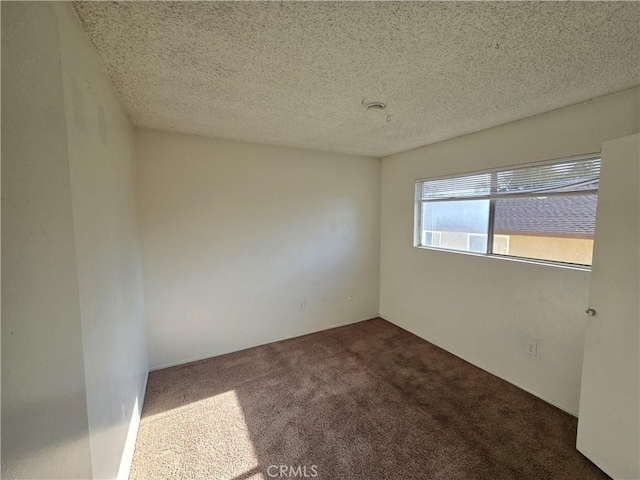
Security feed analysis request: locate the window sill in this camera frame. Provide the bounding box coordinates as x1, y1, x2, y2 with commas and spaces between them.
413, 245, 592, 272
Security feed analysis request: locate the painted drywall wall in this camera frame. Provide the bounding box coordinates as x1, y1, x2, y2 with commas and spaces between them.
1, 3, 93, 478
380, 87, 640, 415
136, 130, 381, 369
2, 3, 148, 479
56, 3, 149, 479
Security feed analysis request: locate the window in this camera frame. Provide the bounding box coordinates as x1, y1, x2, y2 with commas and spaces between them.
415, 154, 601, 267
421, 199, 489, 252
467, 233, 488, 253
422, 230, 442, 247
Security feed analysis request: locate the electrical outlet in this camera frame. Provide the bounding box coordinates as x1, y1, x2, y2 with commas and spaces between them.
347, 293, 354, 301
526, 340, 538, 358
299, 300, 306, 310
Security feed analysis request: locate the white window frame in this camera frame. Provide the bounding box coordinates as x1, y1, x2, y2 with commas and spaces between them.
414, 153, 600, 269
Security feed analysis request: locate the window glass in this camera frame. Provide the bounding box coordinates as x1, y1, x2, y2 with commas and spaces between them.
493, 235, 510, 255
415, 155, 600, 267
492, 195, 597, 265
420, 199, 490, 252
468, 234, 488, 253
422, 231, 442, 247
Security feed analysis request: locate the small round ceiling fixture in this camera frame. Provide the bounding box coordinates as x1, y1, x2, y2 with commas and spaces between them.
364, 101, 386, 111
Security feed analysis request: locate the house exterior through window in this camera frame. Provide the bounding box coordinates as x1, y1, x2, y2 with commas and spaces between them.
415, 155, 600, 267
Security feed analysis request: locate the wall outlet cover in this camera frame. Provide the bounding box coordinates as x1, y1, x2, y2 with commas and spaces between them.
526, 340, 538, 358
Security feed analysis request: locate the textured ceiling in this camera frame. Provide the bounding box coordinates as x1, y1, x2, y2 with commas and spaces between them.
72, 1, 640, 157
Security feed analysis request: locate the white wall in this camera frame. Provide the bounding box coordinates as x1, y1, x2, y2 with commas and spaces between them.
135, 130, 381, 369
2, 3, 148, 479
57, 3, 149, 479
380, 87, 640, 415
2, 3, 93, 477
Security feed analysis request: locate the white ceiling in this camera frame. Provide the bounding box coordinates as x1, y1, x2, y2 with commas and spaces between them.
72, 1, 640, 158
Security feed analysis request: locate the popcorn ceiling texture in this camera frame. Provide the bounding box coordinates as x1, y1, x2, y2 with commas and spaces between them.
72, 1, 640, 157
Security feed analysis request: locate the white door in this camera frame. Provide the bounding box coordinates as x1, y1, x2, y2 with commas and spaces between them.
577, 133, 640, 480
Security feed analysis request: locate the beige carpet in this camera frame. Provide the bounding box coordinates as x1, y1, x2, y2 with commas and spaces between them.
130, 318, 608, 480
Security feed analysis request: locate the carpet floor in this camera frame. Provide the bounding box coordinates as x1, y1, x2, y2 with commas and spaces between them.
130, 318, 608, 480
